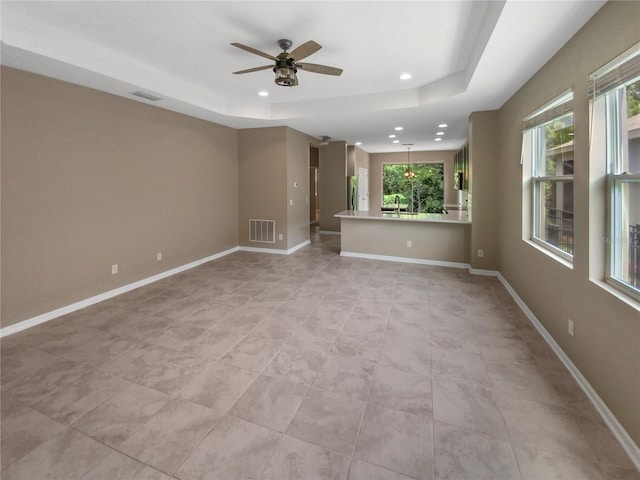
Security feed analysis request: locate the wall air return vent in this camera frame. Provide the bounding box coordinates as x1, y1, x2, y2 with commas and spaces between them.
249, 219, 275, 243
130, 90, 163, 102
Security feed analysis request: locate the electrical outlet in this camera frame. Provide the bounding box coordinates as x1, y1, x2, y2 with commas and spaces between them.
568, 319, 574, 336
407, 240, 412, 248
157, 252, 162, 261
111, 264, 118, 275
278, 233, 283, 241
478, 249, 484, 257
289, 198, 293, 206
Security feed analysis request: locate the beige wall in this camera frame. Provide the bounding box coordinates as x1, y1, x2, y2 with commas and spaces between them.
369, 150, 456, 212
347, 145, 370, 177
354, 146, 370, 177
286, 128, 314, 248
469, 111, 500, 270
318, 141, 347, 232
238, 127, 287, 249
341, 219, 470, 264
347, 146, 356, 177
496, 1, 640, 446
1, 67, 239, 327
238, 126, 315, 250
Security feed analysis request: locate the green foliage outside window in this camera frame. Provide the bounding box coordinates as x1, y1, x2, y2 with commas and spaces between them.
627, 79, 640, 117
382, 163, 444, 213
544, 114, 574, 175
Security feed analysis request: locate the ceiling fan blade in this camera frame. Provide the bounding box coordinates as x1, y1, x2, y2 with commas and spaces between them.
233, 65, 273, 75
230, 43, 277, 61
297, 62, 343, 76
289, 40, 321, 61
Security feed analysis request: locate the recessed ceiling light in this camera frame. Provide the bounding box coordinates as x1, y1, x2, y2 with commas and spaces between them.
355, 142, 362, 146
435, 138, 442, 142
393, 140, 400, 144
258, 90, 269, 97
436, 131, 444, 136
395, 126, 403, 131
388, 134, 396, 138
438, 123, 448, 128
400, 73, 412, 80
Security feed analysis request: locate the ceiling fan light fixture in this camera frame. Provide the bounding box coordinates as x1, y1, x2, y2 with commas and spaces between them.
274, 59, 297, 86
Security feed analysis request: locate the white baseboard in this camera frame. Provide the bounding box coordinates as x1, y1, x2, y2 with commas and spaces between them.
468, 267, 500, 276
0, 246, 240, 338
319, 230, 341, 236
1, 239, 315, 339
495, 272, 640, 471
287, 239, 311, 253
339, 250, 469, 269
239, 246, 289, 255
337, 249, 640, 468
239, 239, 310, 255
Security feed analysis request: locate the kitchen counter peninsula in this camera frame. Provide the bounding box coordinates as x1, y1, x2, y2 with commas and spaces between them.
335, 209, 471, 224
335, 209, 471, 265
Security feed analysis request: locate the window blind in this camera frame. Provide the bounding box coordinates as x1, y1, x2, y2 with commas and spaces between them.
588, 42, 640, 98
523, 90, 573, 131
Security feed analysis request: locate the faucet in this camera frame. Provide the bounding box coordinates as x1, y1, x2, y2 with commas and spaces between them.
394, 195, 400, 213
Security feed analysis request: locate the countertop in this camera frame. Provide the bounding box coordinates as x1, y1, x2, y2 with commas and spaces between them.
335, 210, 471, 224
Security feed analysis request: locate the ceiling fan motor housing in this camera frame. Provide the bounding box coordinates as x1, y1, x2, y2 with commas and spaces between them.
277, 39, 293, 51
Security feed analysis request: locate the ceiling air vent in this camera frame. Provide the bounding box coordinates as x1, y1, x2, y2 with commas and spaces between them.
130, 90, 163, 102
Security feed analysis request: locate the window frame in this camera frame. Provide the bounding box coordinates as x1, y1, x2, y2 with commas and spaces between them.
606, 174, 640, 301
531, 177, 575, 262
589, 43, 640, 303
523, 92, 575, 262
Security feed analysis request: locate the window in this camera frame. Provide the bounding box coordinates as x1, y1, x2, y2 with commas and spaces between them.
590, 44, 640, 301
523, 91, 574, 260
381, 163, 444, 213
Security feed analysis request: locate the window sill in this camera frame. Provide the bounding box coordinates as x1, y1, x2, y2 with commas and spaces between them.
590, 279, 640, 313
524, 239, 574, 270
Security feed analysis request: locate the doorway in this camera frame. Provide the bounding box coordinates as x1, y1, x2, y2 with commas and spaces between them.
310, 146, 319, 225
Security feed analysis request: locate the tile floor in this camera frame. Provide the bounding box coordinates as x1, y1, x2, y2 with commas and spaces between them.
1, 232, 638, 480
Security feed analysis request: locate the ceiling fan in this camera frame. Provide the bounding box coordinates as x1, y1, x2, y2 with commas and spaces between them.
231, 39, 343, 87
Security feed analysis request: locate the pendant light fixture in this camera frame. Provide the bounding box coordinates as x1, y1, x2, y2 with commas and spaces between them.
404, 144, 416, 180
